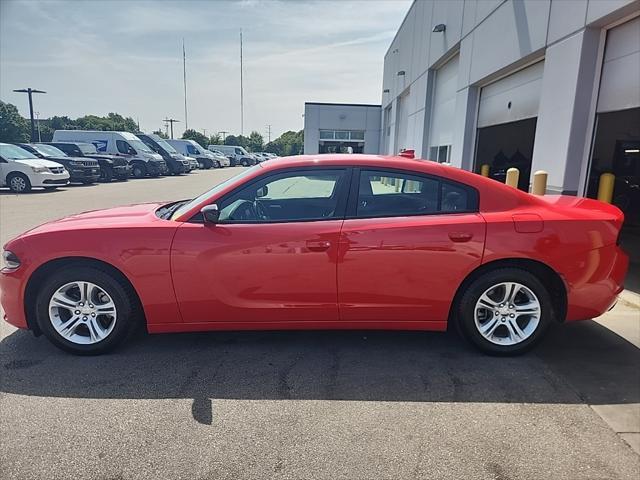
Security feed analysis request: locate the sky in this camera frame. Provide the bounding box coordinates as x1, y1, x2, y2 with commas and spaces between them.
0, 0, 411, 139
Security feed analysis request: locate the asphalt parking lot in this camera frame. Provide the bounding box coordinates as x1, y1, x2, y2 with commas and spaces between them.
1, 168, 639, 480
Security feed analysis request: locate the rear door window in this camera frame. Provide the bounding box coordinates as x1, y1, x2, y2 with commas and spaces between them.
355, 169, 477, 218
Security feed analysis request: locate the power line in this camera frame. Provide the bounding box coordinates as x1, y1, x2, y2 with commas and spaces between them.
163, 118, 180, 139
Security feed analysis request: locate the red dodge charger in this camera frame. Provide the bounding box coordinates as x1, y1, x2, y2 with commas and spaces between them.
0, 155, 628, 355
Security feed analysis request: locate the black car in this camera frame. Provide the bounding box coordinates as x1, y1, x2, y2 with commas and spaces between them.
136, 134, 192, 175
16, 144, 101, 185
46, 142, 131, 182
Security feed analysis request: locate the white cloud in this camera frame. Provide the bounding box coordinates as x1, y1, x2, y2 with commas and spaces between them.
0, 0, 410, 138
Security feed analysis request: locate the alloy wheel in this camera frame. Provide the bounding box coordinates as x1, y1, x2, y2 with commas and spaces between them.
10, 176, 27, 192
48, 281, 117, 345
473, 282, 541, 346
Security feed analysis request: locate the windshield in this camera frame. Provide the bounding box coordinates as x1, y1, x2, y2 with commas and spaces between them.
129, 139, 153, 154
155, 138, 178, 153
78, 143, 98, 154
0, 144, 39, 160
170, 165, 261, 220
34, 144, 67, 157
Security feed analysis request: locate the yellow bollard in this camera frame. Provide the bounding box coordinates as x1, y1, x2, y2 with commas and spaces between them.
505, 168, 520, 188
480, 164, 490, 177
531, 170, 548, 195
597, 173, 615, 204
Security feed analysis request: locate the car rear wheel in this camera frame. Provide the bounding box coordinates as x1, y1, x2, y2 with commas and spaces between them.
457, 268, 552, 355
7, 173, 31, 193
35, 266, 140, 355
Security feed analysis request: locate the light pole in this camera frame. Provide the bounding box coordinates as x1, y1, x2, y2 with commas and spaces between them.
13, 88, 46, 141
35, 111, 42, 142
219, 130, 228, 143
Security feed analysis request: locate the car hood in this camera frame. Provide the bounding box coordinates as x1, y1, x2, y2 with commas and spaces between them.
19, 203, 166, 238
13, 158, 64, 168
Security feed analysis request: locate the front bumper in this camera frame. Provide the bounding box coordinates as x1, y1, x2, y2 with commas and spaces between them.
148, 160, 168, 175
114, 164, 132, 178
30, 171, 70, 187
68, 167, 101, 183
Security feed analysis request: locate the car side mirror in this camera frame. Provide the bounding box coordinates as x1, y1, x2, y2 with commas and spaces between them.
201, 204, 220, 224
256, 185, 268, 198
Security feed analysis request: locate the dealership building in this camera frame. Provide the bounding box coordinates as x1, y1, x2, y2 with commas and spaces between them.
303, 0, 639, 283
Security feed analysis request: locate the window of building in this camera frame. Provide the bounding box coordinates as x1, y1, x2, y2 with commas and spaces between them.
319, 130, 365, 141
429, 145, 451, 163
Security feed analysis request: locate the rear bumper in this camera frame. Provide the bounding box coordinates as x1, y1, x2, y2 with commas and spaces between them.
565, 245, 629, 321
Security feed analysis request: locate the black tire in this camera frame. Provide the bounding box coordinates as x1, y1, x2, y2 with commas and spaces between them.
132, 163, 146, 178
241, 158, 249, 167
212, 160, 220, 169
99, 165, 113, 183
7, 172, 32, 193
35, 265, 140, 355
456, 268, 553, 356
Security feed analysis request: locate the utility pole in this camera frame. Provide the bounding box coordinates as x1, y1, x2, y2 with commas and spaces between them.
240, 29, 244, 136
219, 130, 228, 143
13, 88, 46, 141
266, 124, 272, 143
163, 118, 180, 139
35, 112, 42, 142
183, 39, 188, 131
202, 128, 207, 137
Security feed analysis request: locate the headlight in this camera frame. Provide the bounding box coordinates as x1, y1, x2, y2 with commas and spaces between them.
2, 250, 21, 270
30, 166, 49, 173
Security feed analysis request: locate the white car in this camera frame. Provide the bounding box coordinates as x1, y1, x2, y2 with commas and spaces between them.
0, 143, 70, 193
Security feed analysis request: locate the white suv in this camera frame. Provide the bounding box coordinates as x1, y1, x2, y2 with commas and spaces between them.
0, 143, 70, 193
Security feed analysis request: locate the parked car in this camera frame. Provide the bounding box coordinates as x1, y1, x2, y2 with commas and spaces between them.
0, 143, 69, 193
208, 145, 255, 166
254, 152, 276, 161
167, 139, 229, 168
0, 154, 628, 355
45, 142, 131, 182
136, 134, 192, 175
17, 143, 101, 185
52, 130, 167, 178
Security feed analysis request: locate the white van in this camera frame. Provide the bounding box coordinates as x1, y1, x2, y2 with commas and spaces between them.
166, 139, 230, 168
52, 130, 167, 178
207, 145, 255, 167
0, 143, 69, 193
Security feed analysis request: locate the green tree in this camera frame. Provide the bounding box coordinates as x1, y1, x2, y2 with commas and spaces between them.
209, 133, 221, 145
152, 129, 168, 139
246, 131, 264, 152
182, 128, 209, 148
0, 101, 30, 142
265, 130, 303, 156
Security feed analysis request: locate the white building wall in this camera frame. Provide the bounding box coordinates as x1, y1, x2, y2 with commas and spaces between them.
381, 0, 639, 193
303, 103, 381, 155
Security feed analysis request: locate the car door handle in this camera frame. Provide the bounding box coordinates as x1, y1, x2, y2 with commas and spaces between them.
448, 232, 473, 243
306, 240, 332, 252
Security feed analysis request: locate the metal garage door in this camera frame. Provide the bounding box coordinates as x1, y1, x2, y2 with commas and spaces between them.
597, 16, 640, 113
428, 54, 459, 162
477, 61, 544, 128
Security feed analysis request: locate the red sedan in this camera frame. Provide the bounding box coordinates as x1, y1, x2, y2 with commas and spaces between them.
0, 155, 628, 355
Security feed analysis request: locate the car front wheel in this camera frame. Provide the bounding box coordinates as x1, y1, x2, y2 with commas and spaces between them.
7, 173, 32, 193
35, 266, 139, 355
457, 268, 552, 355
